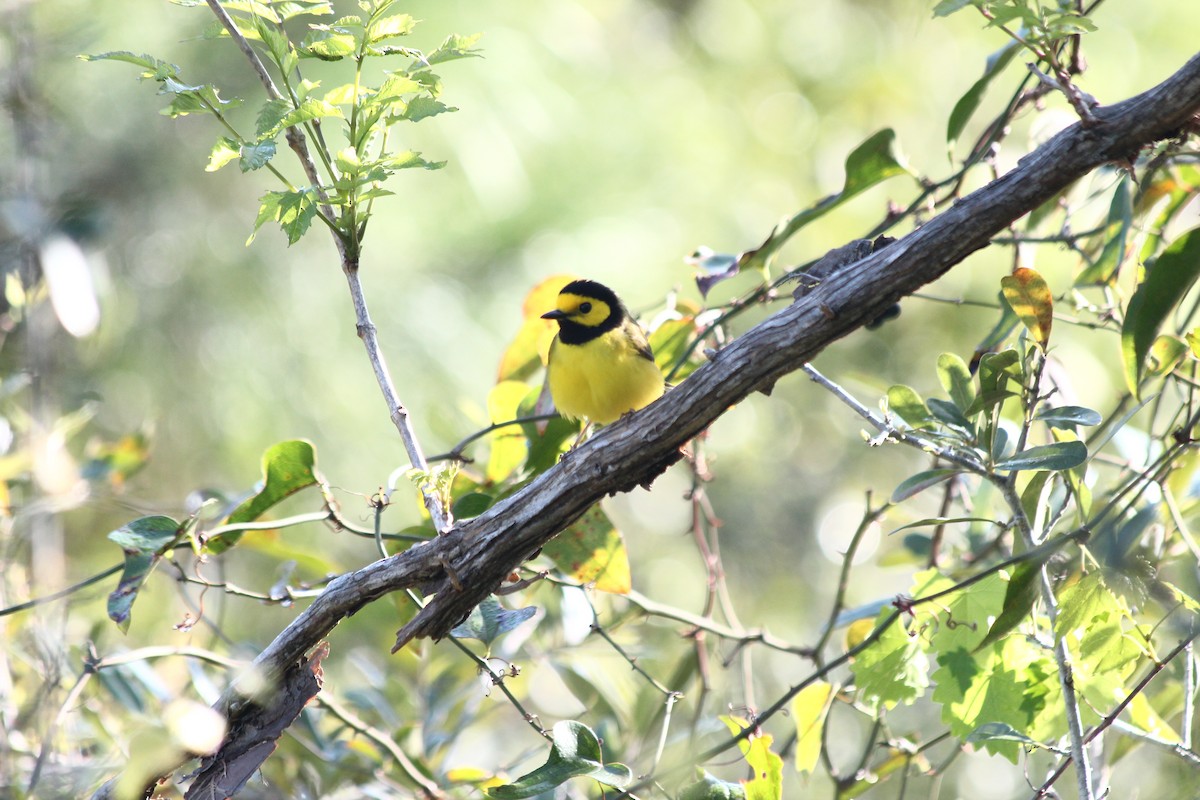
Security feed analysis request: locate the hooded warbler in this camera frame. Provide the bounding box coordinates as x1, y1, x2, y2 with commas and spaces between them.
541, 279, 665, 426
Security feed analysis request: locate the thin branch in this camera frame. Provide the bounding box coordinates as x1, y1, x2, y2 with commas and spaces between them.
204, 0, 449, 534
0, 563, 122, 618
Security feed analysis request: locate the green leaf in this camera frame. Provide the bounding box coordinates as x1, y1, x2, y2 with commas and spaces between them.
159, 78, 243, 118
1000, 268, 1053, 349
965, 722, 1044, 749
891, 469, 958, 503
249, 189, 318, 245
451, 492, 493, 519
680, 771, 747, 800
401, 96, 456, 122
1147, 334, 1189, 380
650, 316, 701, 381
972, 291, 1022, 355
366, 12, 416, 43
886, 384, 934, 427
301, 24, 359, 60
720, 718, 783, 800
1035, 405, 1102, 429
994, 441, 1087, 472
842, 128, 912, 197
1077, 175, 1133, 286
931, 638, 1050, 763
107, 516, 182, 632
383, 150, 444, 170
937, 353, 975, 414
1053, 571, 1113, 643
926, 397, 971, 430
487, 721, 632, 798
974, 561, 1044, 652
255, 98, 291, 137
206, 136, 241, 172
450, 597, 536, 646
947, 42, 1019, 149
1122, 226, 1200, 395
79, 51, 180, 81
889, 516, 998, 535
851, 613, 929, 709
542, 505, 631, 594
239, 140, 277, 172
742, 129, 913, 271
209, 440, 319, 553
932, 0, 975, 16
426, 33, 483, 65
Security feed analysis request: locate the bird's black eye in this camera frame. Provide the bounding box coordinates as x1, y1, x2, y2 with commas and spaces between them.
579, 302, 592, 313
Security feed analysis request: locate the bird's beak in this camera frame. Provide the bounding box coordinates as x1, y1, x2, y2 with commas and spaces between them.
541, 309, 568, 320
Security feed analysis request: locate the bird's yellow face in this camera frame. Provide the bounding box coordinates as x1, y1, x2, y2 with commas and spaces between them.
549, 291, 613, 328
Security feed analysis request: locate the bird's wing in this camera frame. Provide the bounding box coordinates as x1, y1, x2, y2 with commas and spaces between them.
625, 319, 655, 362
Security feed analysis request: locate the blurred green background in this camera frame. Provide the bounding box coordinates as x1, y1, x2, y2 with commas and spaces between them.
4, 0, 1200, 796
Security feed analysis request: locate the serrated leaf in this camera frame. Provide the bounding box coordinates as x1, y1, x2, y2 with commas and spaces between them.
542, 505, 631, 594
402, 96, 456, 122
255, 98, 291, 137
994, 441, 1087, 472
932, 0, 975, 16
1000, 267, 1053, 348
1053, 571, 1112, 643
209, 440, 319, 553
301, 26, 359, 60
1122, 227, 1200, 395
107, 516, 182, 632
385, 150, 444, 170
427, 33, 483, 65
721, 717, 783, 800
79, 51, 180, 81
206, 136, 241, 172
487, 721, 631, 798
367, 12, 416, 43
850, 613, 929, 709
249, 188, 318, 245
891, 469, 958, 503
450, 597, 536, 645
1035, 405, 1102, 429
239, 140, 276, 172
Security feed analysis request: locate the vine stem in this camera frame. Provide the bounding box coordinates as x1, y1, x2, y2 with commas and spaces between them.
205, 0, 449, 533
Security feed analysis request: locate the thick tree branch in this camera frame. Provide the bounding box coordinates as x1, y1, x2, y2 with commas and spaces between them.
108, 51, 1200, 798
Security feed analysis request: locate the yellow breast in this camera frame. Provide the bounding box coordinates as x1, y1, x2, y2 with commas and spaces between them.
547, 326, 665, 425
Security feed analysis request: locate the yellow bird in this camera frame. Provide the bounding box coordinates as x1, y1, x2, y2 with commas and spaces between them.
541, 279, 665, 426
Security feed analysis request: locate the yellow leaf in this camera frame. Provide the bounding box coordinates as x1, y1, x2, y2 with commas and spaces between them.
792, 680, 834, 774
1000, 267, 1053, 348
